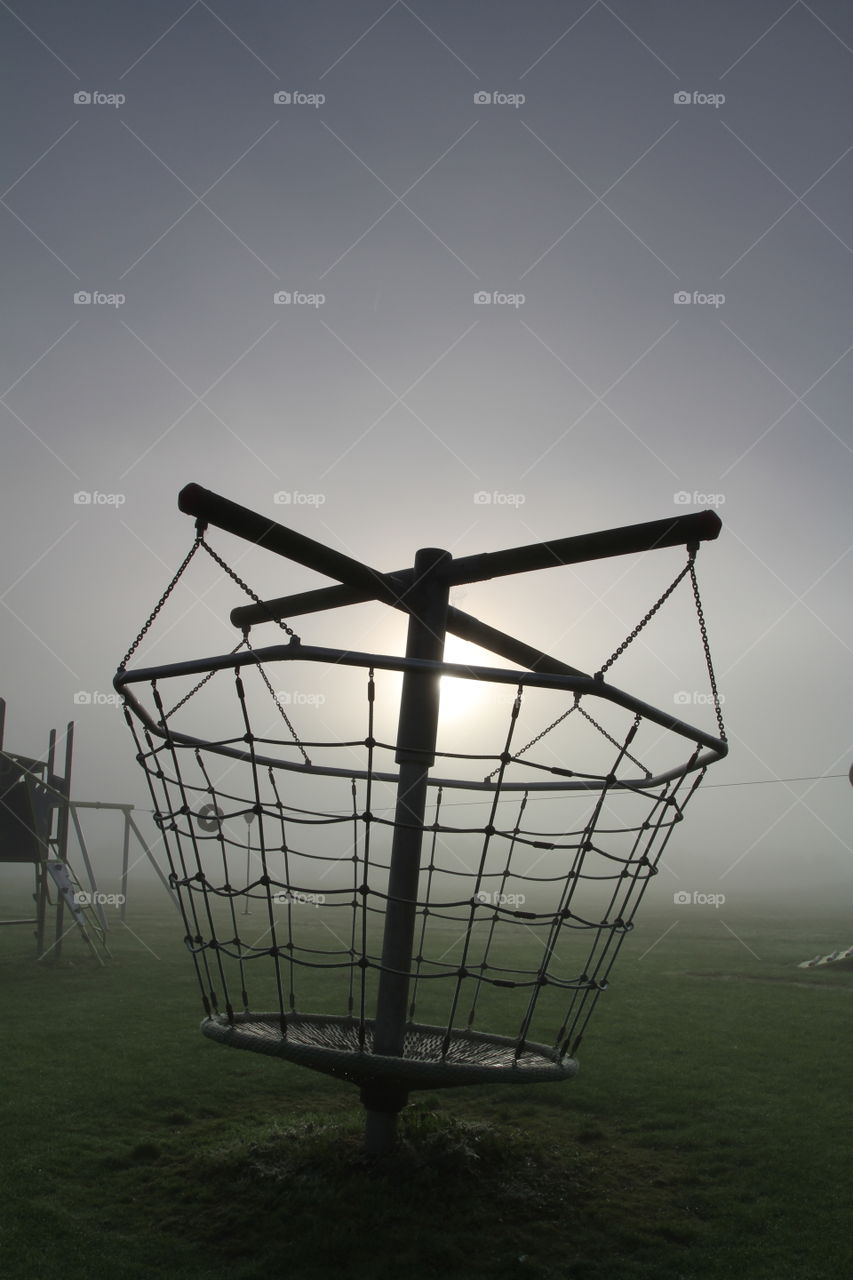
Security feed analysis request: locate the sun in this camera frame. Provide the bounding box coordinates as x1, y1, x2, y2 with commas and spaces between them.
439, 635, 488, 722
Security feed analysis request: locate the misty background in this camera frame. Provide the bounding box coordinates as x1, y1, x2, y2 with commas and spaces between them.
1, 0, 851, 930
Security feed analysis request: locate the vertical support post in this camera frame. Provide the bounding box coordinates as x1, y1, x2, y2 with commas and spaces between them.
362, 548, 451, 1156
127, 813, 181, 913
34, 860, 48, 959
47, 728, 65, 961
51, 722, 75, 962
69, 806, 108, 932
119, 810, 131, 922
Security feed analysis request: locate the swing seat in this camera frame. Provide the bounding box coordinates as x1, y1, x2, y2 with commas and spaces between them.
202, 1011, 578, 1088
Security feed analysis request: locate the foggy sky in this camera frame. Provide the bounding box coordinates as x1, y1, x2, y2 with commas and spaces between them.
1, 1, 851, 914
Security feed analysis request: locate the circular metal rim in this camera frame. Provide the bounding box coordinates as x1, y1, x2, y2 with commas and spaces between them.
201, 1011, 578, 1089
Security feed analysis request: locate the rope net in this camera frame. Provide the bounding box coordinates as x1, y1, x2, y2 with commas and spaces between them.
117, 542, 726, 1090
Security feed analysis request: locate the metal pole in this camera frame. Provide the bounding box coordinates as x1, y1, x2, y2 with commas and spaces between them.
362, 548, 450, 1155
227, 509, 721, 630
69, 805, 108, 932
47, 728, 65, 962
127, 814, 181, 912
119, 811, 130, 922
178, 483, 407, 610
242, 811, 255, 915
34, 861, 47, 958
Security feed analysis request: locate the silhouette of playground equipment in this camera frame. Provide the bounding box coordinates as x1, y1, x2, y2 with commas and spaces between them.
115, 484, 728, 1153
0, 697, 173, 961
798, 947, 853, 971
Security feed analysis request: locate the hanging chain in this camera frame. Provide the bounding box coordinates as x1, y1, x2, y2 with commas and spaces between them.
199, 538, 300, 640
118, 530, 204, 670
576, 703, 649, 774
491, 691, 578, 775
689, 558, 727, 742
159, 638, 247, 723
244, 633, 311, 766
487, 692, 648, 781
494, 545, 723, 773
595, 551, 696, 680
484, 683, 530, 780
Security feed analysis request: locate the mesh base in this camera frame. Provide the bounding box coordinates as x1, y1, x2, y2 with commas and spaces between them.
202, 1012, 578, 1089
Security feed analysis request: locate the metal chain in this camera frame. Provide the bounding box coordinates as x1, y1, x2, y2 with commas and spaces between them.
689, 558, 727, 742
577, 703, 649, 775
118, 532, 204, 670
484, 684, 536, 780
160, 639, 247, 723
595, 552, 695, 680
199, 538, 300, 640
244, 633, 311, 766
490, 692, 578, 777
118, 523, 311, 761
488, 694, 648, 781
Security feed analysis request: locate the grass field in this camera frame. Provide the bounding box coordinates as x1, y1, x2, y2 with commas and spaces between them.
1, 891, 851, 1280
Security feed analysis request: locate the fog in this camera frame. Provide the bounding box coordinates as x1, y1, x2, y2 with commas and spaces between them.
1, 1, 851, 936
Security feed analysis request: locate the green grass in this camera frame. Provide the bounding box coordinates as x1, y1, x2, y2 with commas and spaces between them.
1, 894, 851, 1279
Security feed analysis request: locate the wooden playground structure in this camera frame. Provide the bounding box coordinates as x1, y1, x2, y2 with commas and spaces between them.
0, 696, 174, 961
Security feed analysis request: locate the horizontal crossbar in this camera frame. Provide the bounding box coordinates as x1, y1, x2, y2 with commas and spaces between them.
178, 484, 721, 628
